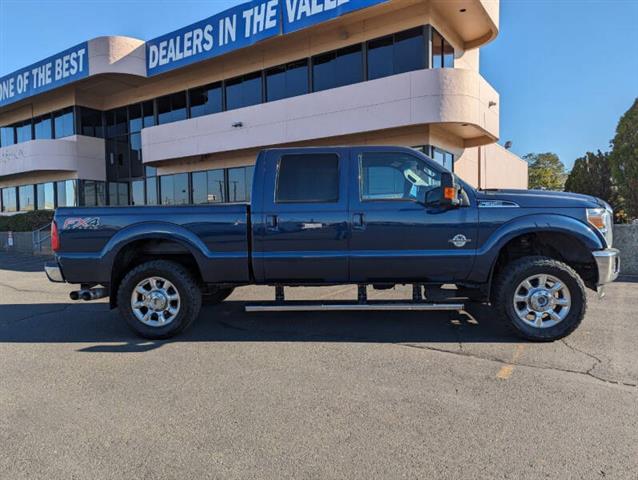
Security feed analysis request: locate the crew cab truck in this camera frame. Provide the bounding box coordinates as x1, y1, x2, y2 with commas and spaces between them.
45, 146, 619, 341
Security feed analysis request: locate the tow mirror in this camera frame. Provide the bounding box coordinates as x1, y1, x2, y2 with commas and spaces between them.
439, 172, 460, 208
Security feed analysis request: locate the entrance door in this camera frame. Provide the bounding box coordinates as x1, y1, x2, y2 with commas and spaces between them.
348, 147, 478, 283
253, 149, 350, 283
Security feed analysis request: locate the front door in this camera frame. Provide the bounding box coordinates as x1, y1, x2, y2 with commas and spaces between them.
348, 148, 478, 283
253, 149, 350, 283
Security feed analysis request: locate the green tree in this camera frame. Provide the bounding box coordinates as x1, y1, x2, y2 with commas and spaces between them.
524, 153, 566, 191
565, 150, 616, 207
610, 98, 638, 220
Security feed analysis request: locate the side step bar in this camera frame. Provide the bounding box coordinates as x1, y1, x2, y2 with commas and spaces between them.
245, 302, 464, 313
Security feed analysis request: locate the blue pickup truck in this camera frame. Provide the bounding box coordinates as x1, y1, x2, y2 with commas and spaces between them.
46, 146, 619, 341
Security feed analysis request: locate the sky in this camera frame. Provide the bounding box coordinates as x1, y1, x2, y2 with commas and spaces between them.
1, 0, 637, 169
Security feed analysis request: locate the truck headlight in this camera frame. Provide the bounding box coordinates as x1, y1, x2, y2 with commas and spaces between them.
587, 207, 613, 248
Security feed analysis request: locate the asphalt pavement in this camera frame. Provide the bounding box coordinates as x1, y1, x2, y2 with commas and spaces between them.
0, 252, 636, 479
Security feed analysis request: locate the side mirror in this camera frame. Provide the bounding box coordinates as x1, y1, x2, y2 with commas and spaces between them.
439, 172, 460, 208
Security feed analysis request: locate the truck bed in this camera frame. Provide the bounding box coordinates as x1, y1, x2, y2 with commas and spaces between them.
54, 204, 251, 285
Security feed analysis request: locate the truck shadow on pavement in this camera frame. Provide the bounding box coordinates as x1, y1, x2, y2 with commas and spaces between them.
0, 301, 520, 352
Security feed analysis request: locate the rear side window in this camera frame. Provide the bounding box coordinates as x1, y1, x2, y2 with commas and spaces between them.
276, 154, 339, 203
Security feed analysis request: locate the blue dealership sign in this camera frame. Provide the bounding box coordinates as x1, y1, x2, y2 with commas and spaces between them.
0, 42, 89, 108
146, 0, 388, 77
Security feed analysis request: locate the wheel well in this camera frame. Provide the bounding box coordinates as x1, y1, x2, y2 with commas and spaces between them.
109, 239, 203, 308
491, 232, 598, 293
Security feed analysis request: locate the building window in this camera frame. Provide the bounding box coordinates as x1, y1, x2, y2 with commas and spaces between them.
228, 166, 254, 203
431, 29, 454, 69
367, 27, 425, 80
192, 169, 226, 204
1, 126, 16, 147
276, 155, 338, 203
360, 152, 441, 202
15, 120, 33, 143
160, 173, 189, 205
131, 179, 145, 206
313, 44, 364, 92
53, 107, 75, 138
157, 91, 187, 125
1, 187, 18, 212
226, 72, 263, 111
108, 182, 129, 206
78, 107, 104, 138
128, 104, 143, 133
146, 177, 159, 205
190, 82, 223, 118
266, 59, 309, 102
56, 180, 77, 207
36, 183, 55, 210
414, 145, 455, 171
34, 115, 53, 140
106, 107, 128, 138
80, 180, 107, 207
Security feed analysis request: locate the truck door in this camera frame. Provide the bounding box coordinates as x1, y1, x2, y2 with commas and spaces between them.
348, 148, 478, 283
252, 149, 350, 283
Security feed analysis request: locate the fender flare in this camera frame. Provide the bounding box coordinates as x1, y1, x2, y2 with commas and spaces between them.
470, 213, 604, 286
100, 222, 211, 283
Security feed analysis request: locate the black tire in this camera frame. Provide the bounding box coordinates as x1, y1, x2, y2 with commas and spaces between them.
492, 256, 587, 341
202, 286, 235, 305
117, 260, 202, 339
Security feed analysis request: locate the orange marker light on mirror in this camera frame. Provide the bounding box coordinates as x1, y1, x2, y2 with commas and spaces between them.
444, 187, 456, 201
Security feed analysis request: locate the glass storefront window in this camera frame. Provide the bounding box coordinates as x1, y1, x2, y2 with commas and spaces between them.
56, 180, 77, 207
226, 72, 263, 111
160, 173, 189, 205
190, 82, 223, 118
15, 121, 32, 143
157, 92, 187, 125
108, 182, 129, 206
54, 108, 75, 138
266, 59, 309, 102
313, 44, 363, 92
192, 169, 225, 204
1, 187, 18, 212
368, 28, 425, 81
78, 107, 104, 138
37, 183, 55, 210
132, 179, 145, 206
431, 29, 454, 69
34, 115, 53, 140
1, 126, 15, 147
146, 177, 158, 205
228, 166, 253, 203
128, 104, 143, 133
142, 101, 156, 128
106, 107, 127, 137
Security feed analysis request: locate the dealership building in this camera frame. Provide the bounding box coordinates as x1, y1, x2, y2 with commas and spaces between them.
0, 0, 527, 213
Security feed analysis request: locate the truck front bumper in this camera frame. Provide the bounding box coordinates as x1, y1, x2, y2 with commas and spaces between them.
593, 248, 620, 286
45, 261, 65, 283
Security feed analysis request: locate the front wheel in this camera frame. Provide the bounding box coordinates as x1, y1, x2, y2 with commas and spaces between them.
493, 256, 587, 341
117, 260, 202, 339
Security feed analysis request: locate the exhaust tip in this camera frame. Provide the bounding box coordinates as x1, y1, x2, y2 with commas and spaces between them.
80, 291, 92, 301
70, 291, 80, 301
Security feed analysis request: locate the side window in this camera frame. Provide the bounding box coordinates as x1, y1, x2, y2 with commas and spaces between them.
360, 152, 441, 203
276, 154, 339, 203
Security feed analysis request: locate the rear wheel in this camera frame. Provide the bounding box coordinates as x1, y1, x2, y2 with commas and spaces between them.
117, 260, 202, 339
493, 256, 587, 341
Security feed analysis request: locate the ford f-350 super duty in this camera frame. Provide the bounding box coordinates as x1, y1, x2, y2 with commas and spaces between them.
45, 147, 619, 341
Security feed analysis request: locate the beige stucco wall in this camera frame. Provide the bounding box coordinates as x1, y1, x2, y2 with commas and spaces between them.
0, 136, 106, 188
142, 67, 499, 165
455, 143, 528, 189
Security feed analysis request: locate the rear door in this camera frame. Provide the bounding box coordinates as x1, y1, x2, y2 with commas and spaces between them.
348, 147, 478, 283
252, 149, 350, 283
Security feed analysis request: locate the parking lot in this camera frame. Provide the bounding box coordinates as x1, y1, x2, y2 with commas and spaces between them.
0, 252, 636, 479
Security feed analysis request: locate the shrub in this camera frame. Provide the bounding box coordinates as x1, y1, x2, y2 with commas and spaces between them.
0, 210, 54, 232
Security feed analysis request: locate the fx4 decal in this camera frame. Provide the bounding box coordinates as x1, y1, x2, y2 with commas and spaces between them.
63, 217, 101, 230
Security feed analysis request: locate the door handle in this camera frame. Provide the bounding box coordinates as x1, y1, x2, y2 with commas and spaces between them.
352, 213, 365, 230
266, 215, 278, 231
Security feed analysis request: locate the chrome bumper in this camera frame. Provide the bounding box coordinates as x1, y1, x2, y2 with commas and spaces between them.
593, 248, 620, 285
45, 261, 65, 283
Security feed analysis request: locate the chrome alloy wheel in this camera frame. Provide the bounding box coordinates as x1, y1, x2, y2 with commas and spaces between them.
130, 277, 181, 327
513, 274, 571, 329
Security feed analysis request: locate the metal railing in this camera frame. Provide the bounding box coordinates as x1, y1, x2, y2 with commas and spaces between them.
32, 223, 51, 254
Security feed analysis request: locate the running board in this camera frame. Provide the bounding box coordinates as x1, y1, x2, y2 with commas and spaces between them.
245, 302, 464, 313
